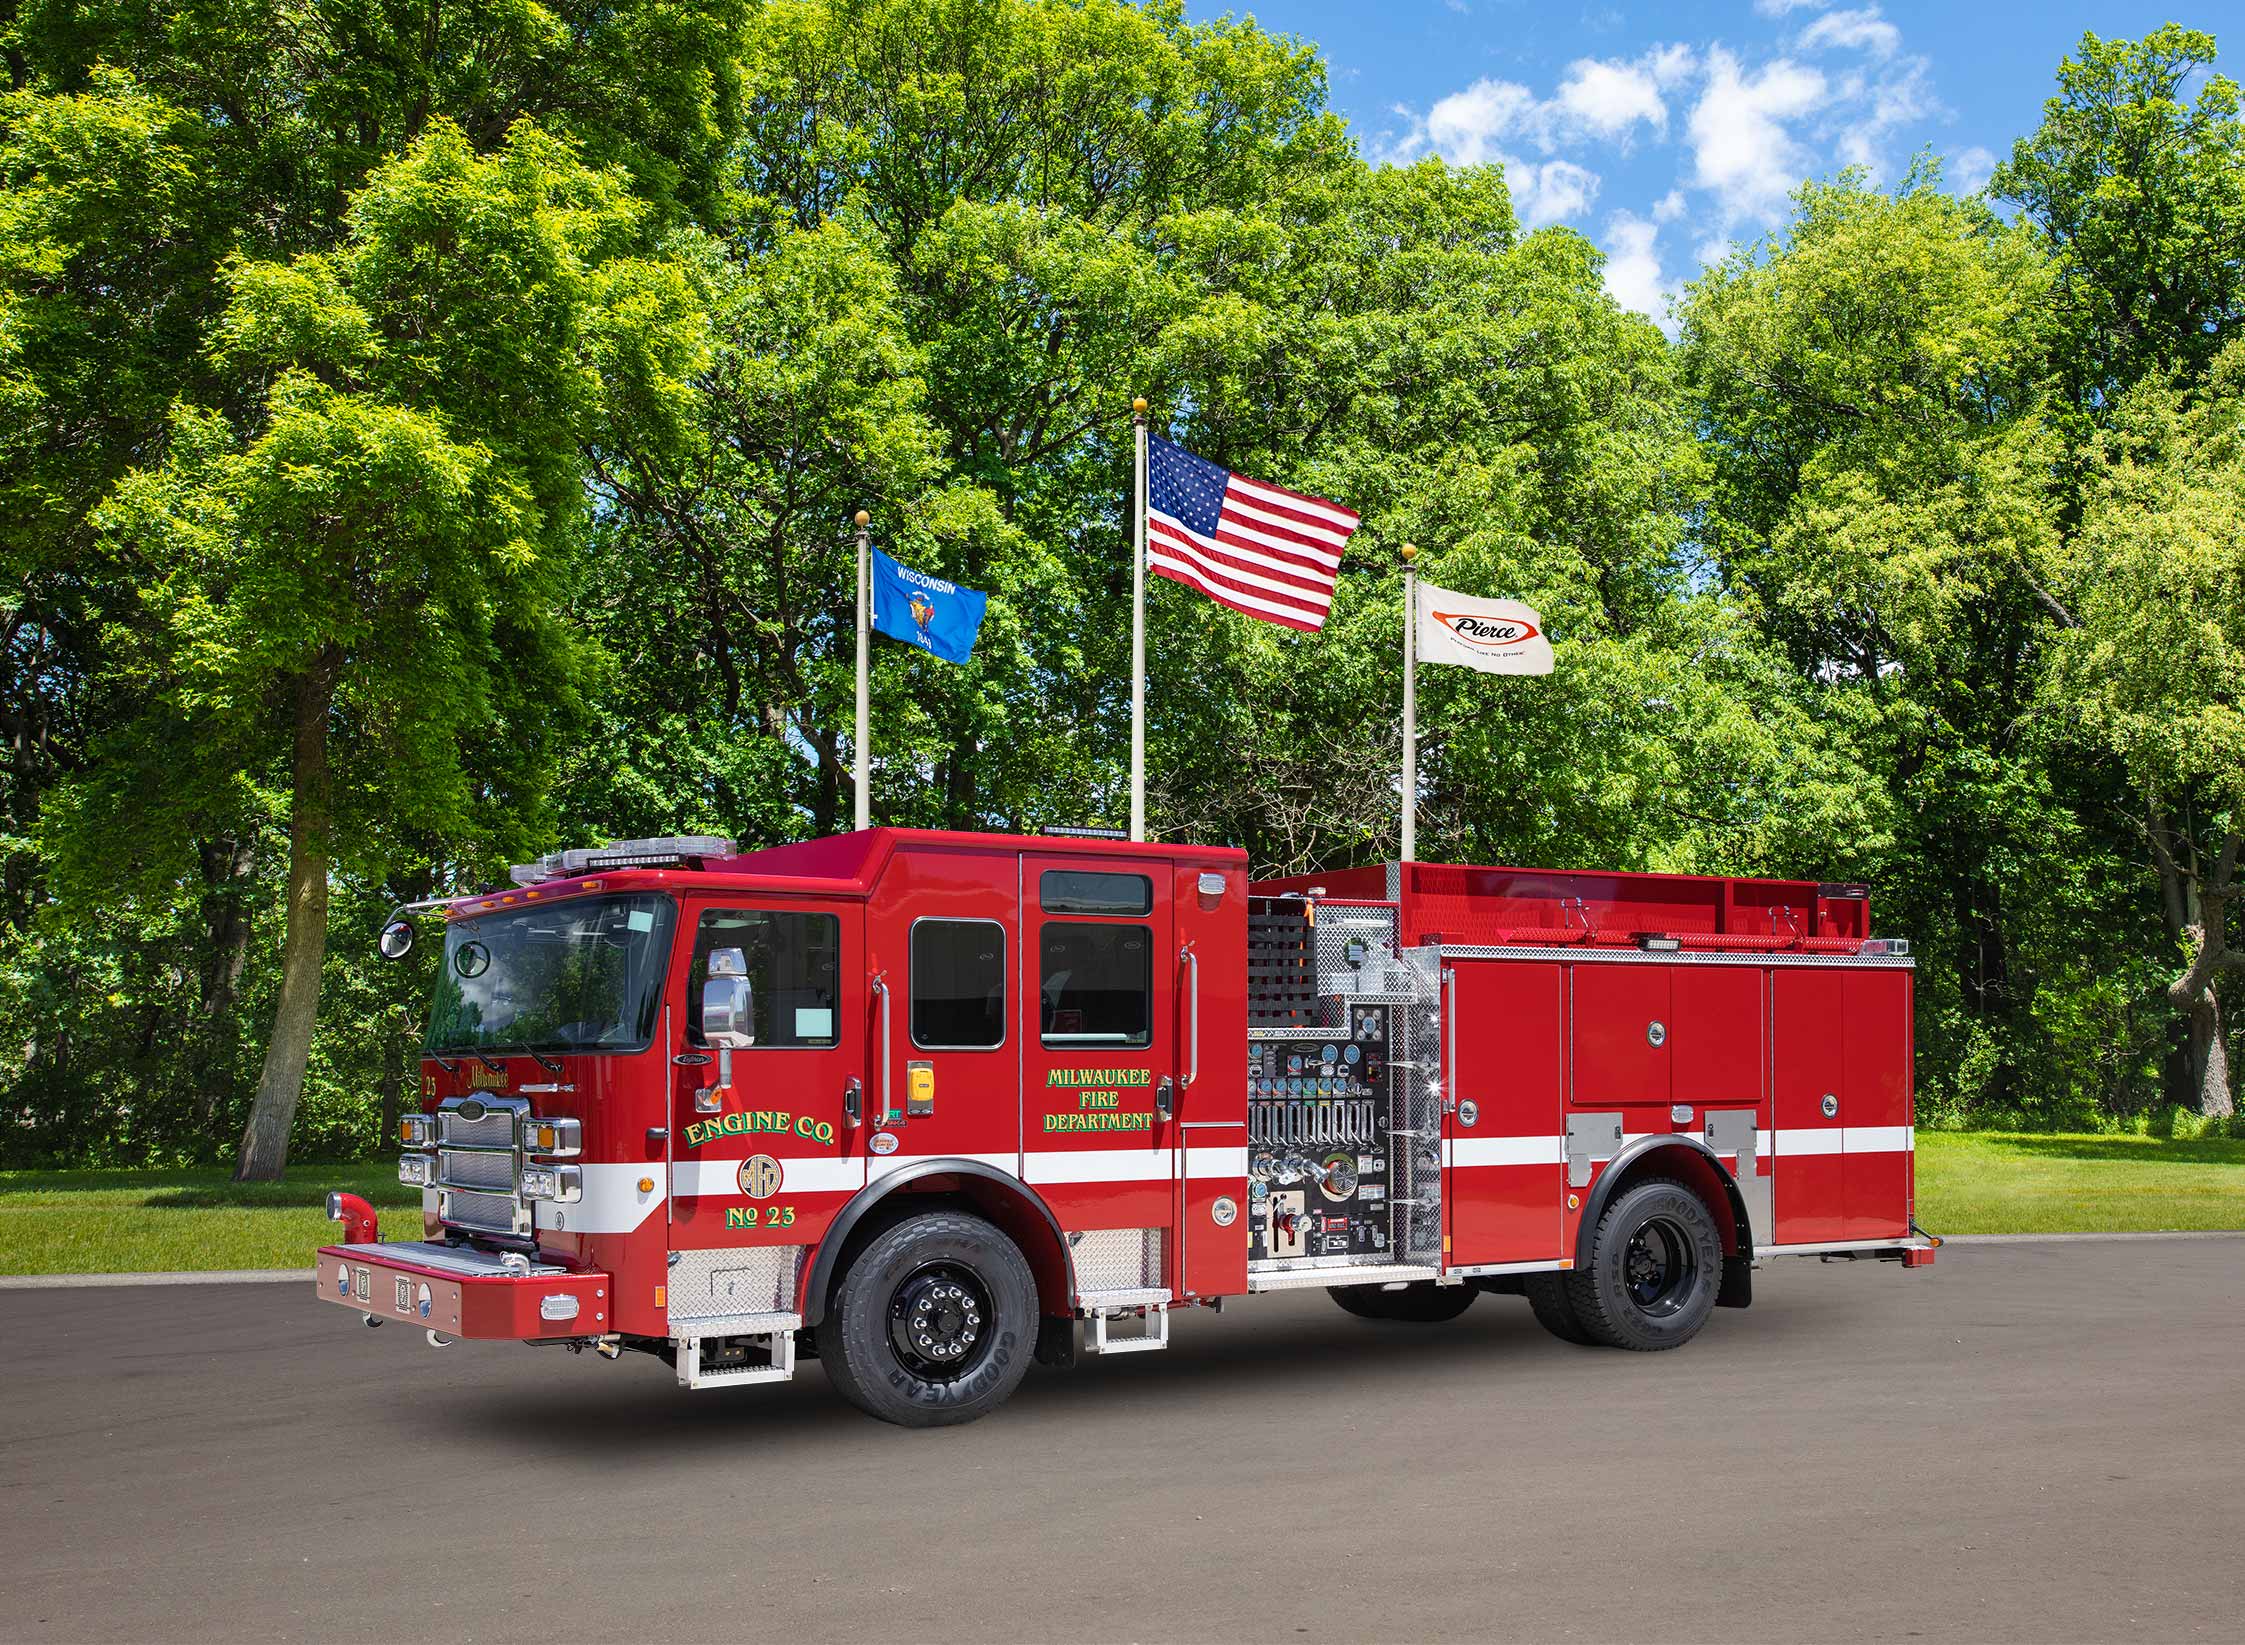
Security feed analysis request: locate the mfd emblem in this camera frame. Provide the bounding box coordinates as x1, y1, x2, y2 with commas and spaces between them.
737, 1154, 783, 1200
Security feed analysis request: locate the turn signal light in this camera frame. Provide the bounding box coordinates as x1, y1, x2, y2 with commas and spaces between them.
517, 1116, 582, 1157
400, 1113, 437, 1148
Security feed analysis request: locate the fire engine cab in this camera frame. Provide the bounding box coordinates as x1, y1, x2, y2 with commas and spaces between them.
320, 828, 1934, 1426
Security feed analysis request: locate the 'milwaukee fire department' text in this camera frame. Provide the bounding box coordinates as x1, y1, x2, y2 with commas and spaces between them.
1045, 1068, 1155, 1131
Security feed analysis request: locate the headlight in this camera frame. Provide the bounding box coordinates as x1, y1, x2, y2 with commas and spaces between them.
400, 1113, 437, 1148
398, 1154, 434, 1187
519, 1165, 582, 1204
517, 1116, 582, 1158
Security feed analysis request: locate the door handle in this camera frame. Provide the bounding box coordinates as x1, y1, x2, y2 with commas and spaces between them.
1441, 966, 1459, 1115
843, 1077, 863, 1128
1156, 1075, 1175, 1122
1179, 944, 1200, 1090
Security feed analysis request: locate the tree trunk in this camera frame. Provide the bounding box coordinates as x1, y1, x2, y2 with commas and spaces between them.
2188, 990, 2232, 1120
2160, 825, 2238, 1122
234, 664, 336, 1182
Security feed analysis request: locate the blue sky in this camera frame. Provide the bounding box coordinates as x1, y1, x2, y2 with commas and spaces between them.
1186, 1, 2214, 326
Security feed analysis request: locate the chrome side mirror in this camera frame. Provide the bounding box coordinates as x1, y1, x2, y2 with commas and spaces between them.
378, 919, 416, 960
702, 946, 755, 1088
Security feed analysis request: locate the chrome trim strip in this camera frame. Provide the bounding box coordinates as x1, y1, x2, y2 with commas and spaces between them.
1433, 944, 1914, 968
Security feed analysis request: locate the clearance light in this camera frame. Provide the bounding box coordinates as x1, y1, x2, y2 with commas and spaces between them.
1636, 934, 1682, 951
519, 1165, 583, 1204
398, 1154, 434, 1187
400, 1113, 437, 1148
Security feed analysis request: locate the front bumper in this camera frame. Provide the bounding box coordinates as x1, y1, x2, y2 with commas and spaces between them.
316, 1241, 612, 1338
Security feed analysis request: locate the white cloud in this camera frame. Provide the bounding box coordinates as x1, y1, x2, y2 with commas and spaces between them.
1415, 77, 1543, 166
1951, 145, 1997, 195
1513, 159, 1601, 225
1798, 6, 1901, 59
1833, 55, 1937, 176
1687, 49, 1829, 228
1556, 58, 1670, 141
1651, 188, 1688, 223
1754, 0, 1828, 15
1601, 212, 1672, 329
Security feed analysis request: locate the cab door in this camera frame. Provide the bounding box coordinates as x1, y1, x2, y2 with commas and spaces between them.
669, 901, 865, 1259
1019, 855, 1177, 1295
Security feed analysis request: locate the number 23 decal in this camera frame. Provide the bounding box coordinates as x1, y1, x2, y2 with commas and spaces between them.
724, 1204, 796, 1230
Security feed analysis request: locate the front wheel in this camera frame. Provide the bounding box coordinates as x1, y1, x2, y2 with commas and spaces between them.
1564, 1179, 1722, 1351
819, 1211, 1037, 1427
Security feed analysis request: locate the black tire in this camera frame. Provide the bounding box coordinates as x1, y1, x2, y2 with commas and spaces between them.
1564, 1178, 1722, 1351
819, 1211, 1037, 1427
1522, 1273, 1600, 1346
1328, 1281, 1477, 1322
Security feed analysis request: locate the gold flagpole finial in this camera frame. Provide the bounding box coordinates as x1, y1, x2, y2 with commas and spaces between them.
1131, 396, 1148, 417
854, 510, 870, 528
1400, 542, 1418, 565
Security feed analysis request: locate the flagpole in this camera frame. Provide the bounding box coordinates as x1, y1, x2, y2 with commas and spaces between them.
1400, 542, 1418, 864
854, 509, 871, 832
1129, 395, 1149, 842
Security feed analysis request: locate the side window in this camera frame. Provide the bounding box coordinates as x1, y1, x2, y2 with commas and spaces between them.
911, 919, 1006, 1049
1040, 923, 1152, 1048
687, 910, 841, 1048
1040, 870, 1153, 916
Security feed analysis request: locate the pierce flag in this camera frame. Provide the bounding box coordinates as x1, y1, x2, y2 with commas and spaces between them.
1414, 581, 1553, 675
869, 546, 988, 665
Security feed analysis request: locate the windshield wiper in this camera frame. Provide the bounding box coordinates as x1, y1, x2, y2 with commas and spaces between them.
490, 1042, 565, 1075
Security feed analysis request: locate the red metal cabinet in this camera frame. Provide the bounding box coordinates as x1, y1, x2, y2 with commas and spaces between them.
1570, 965, 1672, 1107
1670, 966, 1766, 1118
1771, 968, 1848, 1244
1842, 969, 1913, 1239
1445, 960, 1564, 1265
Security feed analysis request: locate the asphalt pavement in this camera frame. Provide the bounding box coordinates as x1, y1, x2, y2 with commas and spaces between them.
3, 1237, 2240, 1643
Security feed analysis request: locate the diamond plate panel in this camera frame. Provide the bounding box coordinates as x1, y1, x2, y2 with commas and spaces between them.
1315, 908, 1418, 1002
668, 1246, 806, 1332
1069, 1227, 1165, 1292
1391, 946, 1445, 1263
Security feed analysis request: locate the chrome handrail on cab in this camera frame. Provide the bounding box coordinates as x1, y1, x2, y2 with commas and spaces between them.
1180, 943, 1200, 1090
869, 971, 893, 1125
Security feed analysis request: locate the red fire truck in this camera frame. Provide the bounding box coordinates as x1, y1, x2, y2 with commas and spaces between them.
319, 828, 1933, 1426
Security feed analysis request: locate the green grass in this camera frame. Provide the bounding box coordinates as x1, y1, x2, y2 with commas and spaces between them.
0, 1161, 422, 1276
1, 1132, 2239, 1275
1915, 1131, 2245, 1235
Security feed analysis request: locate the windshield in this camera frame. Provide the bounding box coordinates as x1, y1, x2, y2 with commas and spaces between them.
425, 894, 676, 1054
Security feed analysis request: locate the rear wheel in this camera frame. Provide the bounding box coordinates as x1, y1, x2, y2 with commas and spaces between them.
1328, 1281, 1477, 1322
1522, 1273, 1599, 1346
820, 1211, 1037, 1427
1564, 1178, 1722, 1351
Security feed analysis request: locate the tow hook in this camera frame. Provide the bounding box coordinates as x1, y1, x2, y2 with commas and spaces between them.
425, 1330, 454, 1349
360, 1312, 383, 1329
594, 1335, 622, 1360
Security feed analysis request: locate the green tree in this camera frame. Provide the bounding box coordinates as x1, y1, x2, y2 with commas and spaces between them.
2039, 338, 2245, 1116
58, 122, 704, 1177
1993, 25, 2245, 409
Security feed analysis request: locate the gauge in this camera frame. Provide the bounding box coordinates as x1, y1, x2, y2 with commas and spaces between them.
1344, 1044, 1362, 1064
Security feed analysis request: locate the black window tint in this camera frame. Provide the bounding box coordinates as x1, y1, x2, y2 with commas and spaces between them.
1040, 923, 1152, 1048
911, 920, 1006, 1049
1040, 870, 1153, 916
687, 910, 841, 1048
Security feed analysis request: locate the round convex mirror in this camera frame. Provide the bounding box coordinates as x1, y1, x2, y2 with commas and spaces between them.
378, 919, 417, 960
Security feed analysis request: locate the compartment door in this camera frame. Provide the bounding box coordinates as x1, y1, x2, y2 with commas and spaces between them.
1445, 960, 1564, 1266
1771, 968, 1847, 1244
1843, 969, 1913, 1239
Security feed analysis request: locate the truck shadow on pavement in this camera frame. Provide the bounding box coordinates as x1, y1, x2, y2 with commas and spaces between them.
423, 1296, 1824, 1458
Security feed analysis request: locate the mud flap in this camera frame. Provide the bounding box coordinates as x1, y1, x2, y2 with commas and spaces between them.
1035, 1313, 1077, 1369
1717, 1253, 1754, 1309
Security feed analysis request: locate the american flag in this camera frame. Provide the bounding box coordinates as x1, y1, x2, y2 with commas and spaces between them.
1146, 435, 1359, 632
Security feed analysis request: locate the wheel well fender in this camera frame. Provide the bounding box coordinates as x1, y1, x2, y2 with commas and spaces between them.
1572, 1134, 1751, 1267
801, 1160, 1074, 1327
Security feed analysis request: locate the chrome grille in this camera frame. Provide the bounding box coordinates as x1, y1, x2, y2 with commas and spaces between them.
439, 1149, 514, 1192
439, 1107, 516, 1149
440, 1188, 519, 1234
